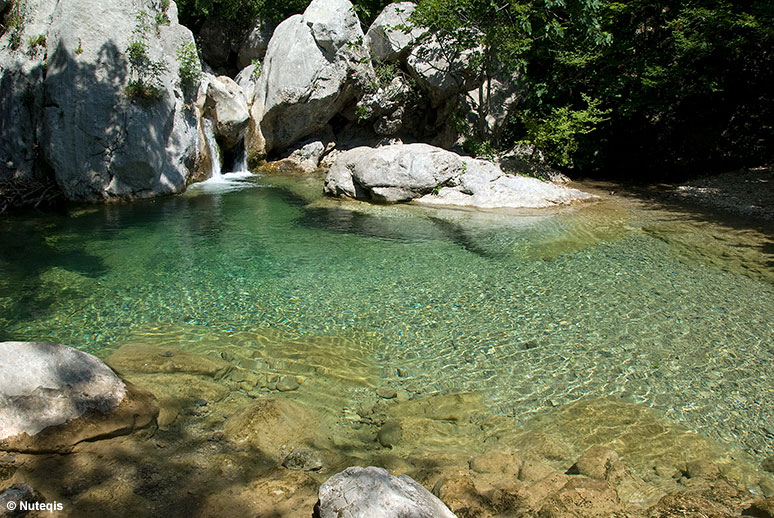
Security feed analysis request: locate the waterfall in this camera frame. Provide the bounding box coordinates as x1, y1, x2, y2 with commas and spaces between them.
202, 117, 222, 179
232, 144, 248, 173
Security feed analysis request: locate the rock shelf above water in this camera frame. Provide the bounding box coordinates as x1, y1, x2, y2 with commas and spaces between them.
324, 143, 596, 208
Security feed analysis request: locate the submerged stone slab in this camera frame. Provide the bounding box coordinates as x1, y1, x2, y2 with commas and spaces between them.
317, 466, 457, 518
0, 342, 157, 453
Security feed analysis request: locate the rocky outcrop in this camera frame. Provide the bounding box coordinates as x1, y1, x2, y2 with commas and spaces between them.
0, 0, 200, 201
249, 0, 374, 156
365, 2, 425, 63
237, 18, 274, 70
316, 466, 457, 518
324, 143, 594, 207
201, 75, 250, 150
407, 36, 481, 107
0, 342, 157, 453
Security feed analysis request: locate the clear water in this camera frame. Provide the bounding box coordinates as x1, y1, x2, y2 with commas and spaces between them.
1, 174, 772, 458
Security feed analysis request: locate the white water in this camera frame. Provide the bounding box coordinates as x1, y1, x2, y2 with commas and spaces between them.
202, 118, 222, 179
191, 119, 258, 194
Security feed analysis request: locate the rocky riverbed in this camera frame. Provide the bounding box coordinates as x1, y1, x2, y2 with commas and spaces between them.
2, 340, 773, 517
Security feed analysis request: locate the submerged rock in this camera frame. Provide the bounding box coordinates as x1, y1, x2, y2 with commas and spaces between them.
316, 466, 457, 518
324, 143, 594, 208
223, 397, 324, 463
0, 342, 157, 453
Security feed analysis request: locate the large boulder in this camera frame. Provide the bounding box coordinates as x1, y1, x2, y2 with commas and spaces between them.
0, 0, 199, 201
324, 143, 595, 207
316, 466, 457, 518
201, 75, 250, 150
249, 0, 374, 156
324, 143, 462, 202
0, 342, 157, 453
365, 2, 425, 63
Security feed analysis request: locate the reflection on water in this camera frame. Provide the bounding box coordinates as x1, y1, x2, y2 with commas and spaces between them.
0, 173, 772, 463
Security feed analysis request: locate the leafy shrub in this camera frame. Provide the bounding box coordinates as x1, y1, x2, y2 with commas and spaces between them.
125, 11, 169, 101
176, 41, 201, 90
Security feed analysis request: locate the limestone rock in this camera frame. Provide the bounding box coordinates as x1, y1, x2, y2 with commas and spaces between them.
105, 343, 232, 378
568, 446, 620, 481
282, 448, 324, 471
203, 76, 250, 150
237, 18, 274, 70
324, 143, 464, 202
417, 157, 595, 209
223, 397, 323, 463
265, 134, 334, 173
0, 483, 43, 517
746, 498, 774, 518
365, 2, 425, 63
251, 0, 374, 155
498, 143, 571, 184
37, 0, 199, 201
316, 466, 457, 518
324, 143, 594, 208
407, 36, 481, 106
538, 477, 620, 517
0, 342, 157, 453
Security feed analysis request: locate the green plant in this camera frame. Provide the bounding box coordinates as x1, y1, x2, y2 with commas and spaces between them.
26, 33, 46, 57
176, 41, 201, 90
5, 0, 29, 50
250, 58, 262, 80
160, 0, 171, 10
520, 94, 610, 168
75, 39, 83, 55
355, 104, 371, 123
155, 11, 170, 28
369, 61, 398, 91
125, 11, 168, 102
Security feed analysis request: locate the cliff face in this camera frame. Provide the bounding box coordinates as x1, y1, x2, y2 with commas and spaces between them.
0, 0, 199, 202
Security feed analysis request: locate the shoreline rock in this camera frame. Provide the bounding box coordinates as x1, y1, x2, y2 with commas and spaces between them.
324, 143, 595, 208
0, 342, 157, 453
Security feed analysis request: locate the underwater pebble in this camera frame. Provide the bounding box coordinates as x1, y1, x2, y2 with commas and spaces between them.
376, 387, 397, 399
277, 376, 300, 392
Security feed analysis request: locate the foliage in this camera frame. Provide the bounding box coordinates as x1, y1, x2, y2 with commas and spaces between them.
125, 10, 169, 102
26, 33, 46, 57
355, 104, 371, 122
519, 95, 610, 168
250, 58, 262, 79
75, 39, 83, 55
4, 0, 29, 50
176, 41, 201, 90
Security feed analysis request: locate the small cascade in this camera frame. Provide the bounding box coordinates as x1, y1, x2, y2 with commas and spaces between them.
202, 117, 222, 179
232, 144, 249, 173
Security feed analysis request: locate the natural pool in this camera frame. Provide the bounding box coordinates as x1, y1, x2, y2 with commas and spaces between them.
1, 172, 772, 463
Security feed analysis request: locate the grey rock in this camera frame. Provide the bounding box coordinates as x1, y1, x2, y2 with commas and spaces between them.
324, 143, 463, 202
317, 466, 457, 518
250, 0, 374, 155
407, 36, 481, 106
234, 64, 259, 100
324, 143, 594, 208
202, 76, 250, 150
16, 0, 199, 201
458, 72, 522, 139
377, 420, 402, 448
497, 143, 570, 184
365, 2, 425, 63
418, 157, 594, 209
237, 18, 274, 70
762, 457, 774, 473
0, 341, 127, 441
283, 448, 323, 471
